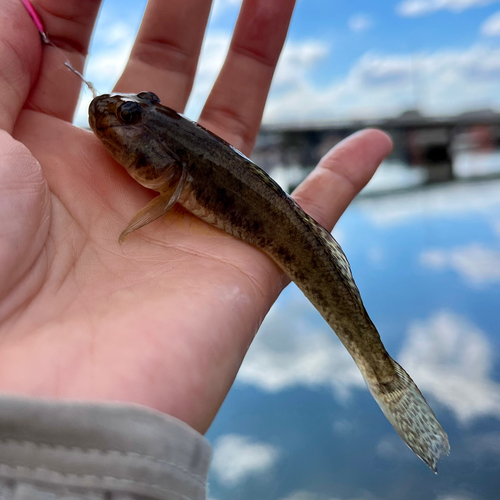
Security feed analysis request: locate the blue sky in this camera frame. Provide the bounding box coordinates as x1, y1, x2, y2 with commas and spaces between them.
74, 0, 500, 126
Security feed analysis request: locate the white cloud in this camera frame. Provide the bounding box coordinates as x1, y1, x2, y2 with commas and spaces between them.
264, 44, 500, 124
237, 296, 364, 400
273, 40, 329, 88
481, 10, 500, 35
264, 55, 407, 124
397, 0, 498, 17
420, 244, 500, 286
190, 38, 329, 120
399, 310, 500, 423
78, 13, 500, 128
87, 41, 134, 86
102, 21, 133, 46
211, 434, 279, 487
352, 54, 413, 87
348, 14, 373, 33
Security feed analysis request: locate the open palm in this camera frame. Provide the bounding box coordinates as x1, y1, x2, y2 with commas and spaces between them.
0, 0, 392, 434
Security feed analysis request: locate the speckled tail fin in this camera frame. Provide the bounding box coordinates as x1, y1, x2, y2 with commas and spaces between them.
367, 359, 450, 472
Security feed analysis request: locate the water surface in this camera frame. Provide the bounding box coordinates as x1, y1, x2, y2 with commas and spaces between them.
207, 178, 500, 500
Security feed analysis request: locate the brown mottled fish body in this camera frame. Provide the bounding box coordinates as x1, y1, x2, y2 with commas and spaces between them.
89, 92, 449, 471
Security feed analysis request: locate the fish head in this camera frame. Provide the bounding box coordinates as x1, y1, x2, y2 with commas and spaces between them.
89, 92, 178, 190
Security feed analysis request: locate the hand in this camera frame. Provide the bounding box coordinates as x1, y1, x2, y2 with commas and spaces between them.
0, 0, 392, 433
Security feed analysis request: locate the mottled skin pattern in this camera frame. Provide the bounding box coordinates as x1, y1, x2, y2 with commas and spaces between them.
89, 92, 450, 471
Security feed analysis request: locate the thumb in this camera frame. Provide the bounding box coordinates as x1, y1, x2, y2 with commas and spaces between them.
0, 130, 50, 307
292, 129, 393, 231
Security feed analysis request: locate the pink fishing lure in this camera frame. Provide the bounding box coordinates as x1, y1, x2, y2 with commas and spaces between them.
21, 0, 49, 43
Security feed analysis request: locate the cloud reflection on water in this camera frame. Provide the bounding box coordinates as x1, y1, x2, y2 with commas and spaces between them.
357, 180, 500, 227
211, 434, 280, 487
400, 310, 500, 423
236, 296, 364, 401
239, 292, 500, 426
420, 244, 500, 287
210, 179, 500, 499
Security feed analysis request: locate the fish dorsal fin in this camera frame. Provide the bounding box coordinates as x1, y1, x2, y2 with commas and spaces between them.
300, 209, 365, 310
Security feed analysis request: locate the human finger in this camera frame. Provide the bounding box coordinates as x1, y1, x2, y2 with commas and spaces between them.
25, 0, 101, 122
0, 0, 41, 133
198, 0, 295, 155
292, 129, 393, 231
114, 0, 212, 111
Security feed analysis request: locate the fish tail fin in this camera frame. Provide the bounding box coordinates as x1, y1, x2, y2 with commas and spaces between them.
367, 358, 450, 472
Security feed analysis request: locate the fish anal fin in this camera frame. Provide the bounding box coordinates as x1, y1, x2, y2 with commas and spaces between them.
119, 166, 187, 243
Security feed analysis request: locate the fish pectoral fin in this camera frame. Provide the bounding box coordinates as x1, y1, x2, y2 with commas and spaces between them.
119, 195, 174, 243
119, 166, 187, 243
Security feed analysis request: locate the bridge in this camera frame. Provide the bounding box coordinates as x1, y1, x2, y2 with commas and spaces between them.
253, 109, 500, 187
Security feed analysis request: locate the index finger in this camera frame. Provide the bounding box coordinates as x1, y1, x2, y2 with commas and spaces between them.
199, 0, 296, 155
114, 0, 213, 111
0, 0, 41, 133
24, 0, 102, 122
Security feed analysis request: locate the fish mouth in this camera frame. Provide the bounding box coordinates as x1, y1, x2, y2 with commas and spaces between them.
88, 94, 116, 133
88, 97, 99, 133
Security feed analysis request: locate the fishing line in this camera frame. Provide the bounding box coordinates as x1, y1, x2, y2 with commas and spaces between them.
21, 0, 99, 98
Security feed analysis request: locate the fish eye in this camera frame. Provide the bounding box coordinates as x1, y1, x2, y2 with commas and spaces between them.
137, 91, 161, 104
117, 101, 143, 125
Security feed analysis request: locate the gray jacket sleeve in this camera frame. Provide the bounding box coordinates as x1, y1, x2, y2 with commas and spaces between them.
0, 395, 211, 500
